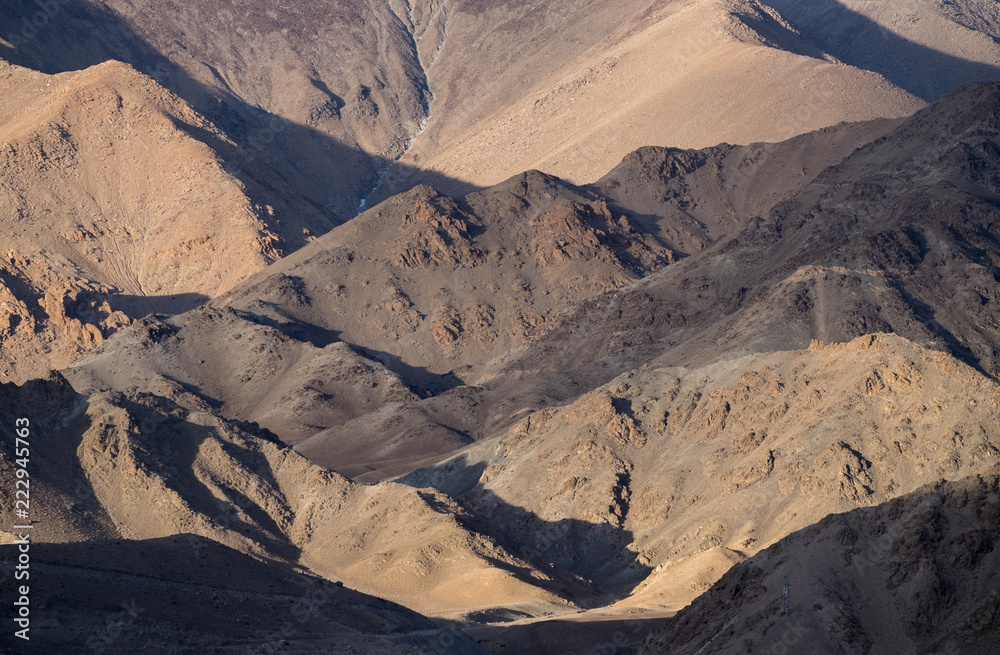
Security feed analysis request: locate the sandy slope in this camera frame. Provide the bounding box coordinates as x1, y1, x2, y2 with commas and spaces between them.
0, 58, 294, 382
0, 374, 576, 620
401, 334, 1000, 614
375, 0, 925, 198
0, 59, 281, 297
762, 0, 1000, 100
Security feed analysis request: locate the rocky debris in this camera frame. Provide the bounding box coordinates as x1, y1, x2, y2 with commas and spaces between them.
430, 303, 496, 346
394, 190, 486, 270
530, 199, 673, 276
0, 251, 131, 381
208, 168, 686, 380
402, 333, 1000, 611
640, 466, 1000, 655
0, 375, 573, 620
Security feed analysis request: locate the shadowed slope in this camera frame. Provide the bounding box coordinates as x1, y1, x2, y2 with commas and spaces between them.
64, 112, 901, 477
402, 334, 1000, 615
640, 466, 1000, 654
486, 82, 1000, 409
0, 536, 487, 654
761, 0, 1000, 100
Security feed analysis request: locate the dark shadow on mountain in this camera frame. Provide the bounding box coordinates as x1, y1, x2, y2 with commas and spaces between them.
217, 305, 464, 394
760, 0, 1000, 101
401, 456, 653, 602
644, 469, 1000, 654
0, 267, 48, 326
0, 534, 485, 654
159, 374, 225, 411
230, 306, 341, 349
114, 393, 300, 560
367, 160, 487, 207
350, 344, 466, 396
889, 279, 988, 378
402, 456, 489, 498
460, 614, 665, 654
0, 374, 114, 538
0, 0, 484, 243
109, 292, 211, 319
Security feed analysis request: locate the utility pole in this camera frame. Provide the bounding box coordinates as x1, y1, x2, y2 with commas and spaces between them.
782, 574, 790, 616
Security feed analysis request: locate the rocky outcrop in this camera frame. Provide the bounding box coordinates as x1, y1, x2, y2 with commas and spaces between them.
0, 251, 131, 381
640, 466, 1000, 655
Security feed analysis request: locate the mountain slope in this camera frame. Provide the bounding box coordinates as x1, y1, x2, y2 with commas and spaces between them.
640, 466, 1000, 655
375, 0, 926, 199
0, 0, 431, 217
401, 334, 1000, 612
486, 82, 1000, 410
0, 536, 486, 654
63, 114, 902, 477
0, 58, 310, 382
760, 0, 1000, 101
0, 373, 583, 619
0, 59, 282, 297
5, 0, 996, 217
52, 83, 1000, 626
1, 1, 999, 651
0, 0, 943, 212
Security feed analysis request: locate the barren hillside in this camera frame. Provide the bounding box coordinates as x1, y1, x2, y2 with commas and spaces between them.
401, 334, 1000, 614
8, 0, 988, 212
0, 58, 311, 382
487, 82, 1000, 408
377, 0, 929, 199
64, 113, 901, 477
0, 537, 486, 654
761, 0, 1000, 100
640, 466, 1000, 655
0, 0, 430, 218
0, 373, 575, 620
47, 86, 1000, 642
1, 2, 1000, 653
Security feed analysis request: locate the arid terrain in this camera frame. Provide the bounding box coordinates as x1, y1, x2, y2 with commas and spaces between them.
1, 1, 1000, 653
